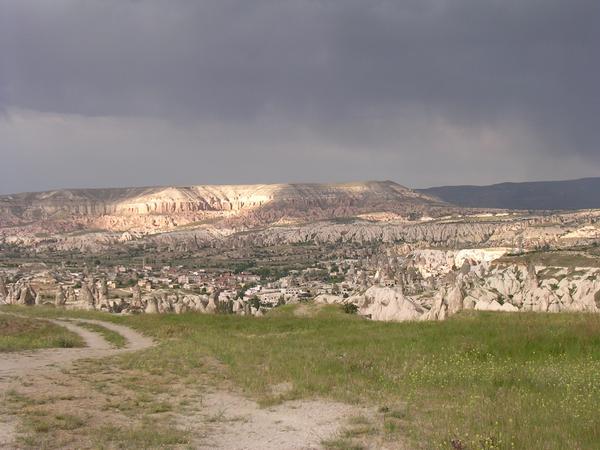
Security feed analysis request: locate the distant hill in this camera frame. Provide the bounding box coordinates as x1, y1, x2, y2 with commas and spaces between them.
418, 177, 600, 210
0, 181, 453, 231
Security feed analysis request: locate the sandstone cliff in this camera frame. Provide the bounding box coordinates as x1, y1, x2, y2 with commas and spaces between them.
0, 181, 451, 232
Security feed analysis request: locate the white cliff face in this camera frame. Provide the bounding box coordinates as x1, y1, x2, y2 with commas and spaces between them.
112, 185, 277, 215
454, 248, 510, 268
0, 181, 447, 230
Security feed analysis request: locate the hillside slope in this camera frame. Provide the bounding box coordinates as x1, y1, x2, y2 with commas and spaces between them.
419, 177, 600, 210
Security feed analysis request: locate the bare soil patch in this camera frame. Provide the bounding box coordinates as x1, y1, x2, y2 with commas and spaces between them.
181, 389, 372, 450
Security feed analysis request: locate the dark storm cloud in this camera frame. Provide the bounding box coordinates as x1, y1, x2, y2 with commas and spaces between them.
0, 0, 598, 193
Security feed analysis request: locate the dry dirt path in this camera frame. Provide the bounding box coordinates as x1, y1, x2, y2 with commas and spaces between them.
186, 390, 373, 450
0, 315, 154, 449
0, 317, 154, 380
0, 314, 377, 449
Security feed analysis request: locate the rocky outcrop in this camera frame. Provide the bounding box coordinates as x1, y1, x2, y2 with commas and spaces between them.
144, 297, 159, 314
3, 199, 600, 255
356, 286, 424, 321
55, 286, 66, 306
205, 296, 218, 314
131, 285, 143, 309
314, 294, 346, 305
2, 279, 38, 306
337, 254, 600, 322
77, 283, 96, 310
0, 276, 6, 302
422, 264, 600, 319
66, 287, 77, 304
96, 279, 109, 309
231, 212, 600, 251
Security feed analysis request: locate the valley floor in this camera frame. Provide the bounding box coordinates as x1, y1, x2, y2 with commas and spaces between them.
1, 305, 600, 449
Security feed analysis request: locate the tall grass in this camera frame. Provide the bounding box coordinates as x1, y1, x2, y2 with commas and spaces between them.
3, 304, 600, 448
0, 315, 84, 352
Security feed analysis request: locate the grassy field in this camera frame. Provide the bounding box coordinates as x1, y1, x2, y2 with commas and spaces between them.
0, 314, 84, 352
2, 305, 600, 449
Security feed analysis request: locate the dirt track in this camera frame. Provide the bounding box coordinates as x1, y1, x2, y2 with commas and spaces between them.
0, 317, 154, 380
0, 316, 154, 449
0, 315, 373, 449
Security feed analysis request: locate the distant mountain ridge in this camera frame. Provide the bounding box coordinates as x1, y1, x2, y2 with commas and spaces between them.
0, 181, 451, 231
418, 177, 600, 210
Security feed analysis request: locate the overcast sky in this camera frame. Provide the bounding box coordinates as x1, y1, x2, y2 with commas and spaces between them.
1, 0, 598, 194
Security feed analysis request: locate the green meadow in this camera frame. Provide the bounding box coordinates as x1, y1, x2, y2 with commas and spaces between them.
2, 304, 600, 449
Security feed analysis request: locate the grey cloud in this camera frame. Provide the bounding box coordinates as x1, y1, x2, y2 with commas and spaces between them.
0, 0, 598, 193
0, 109, 596, 195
